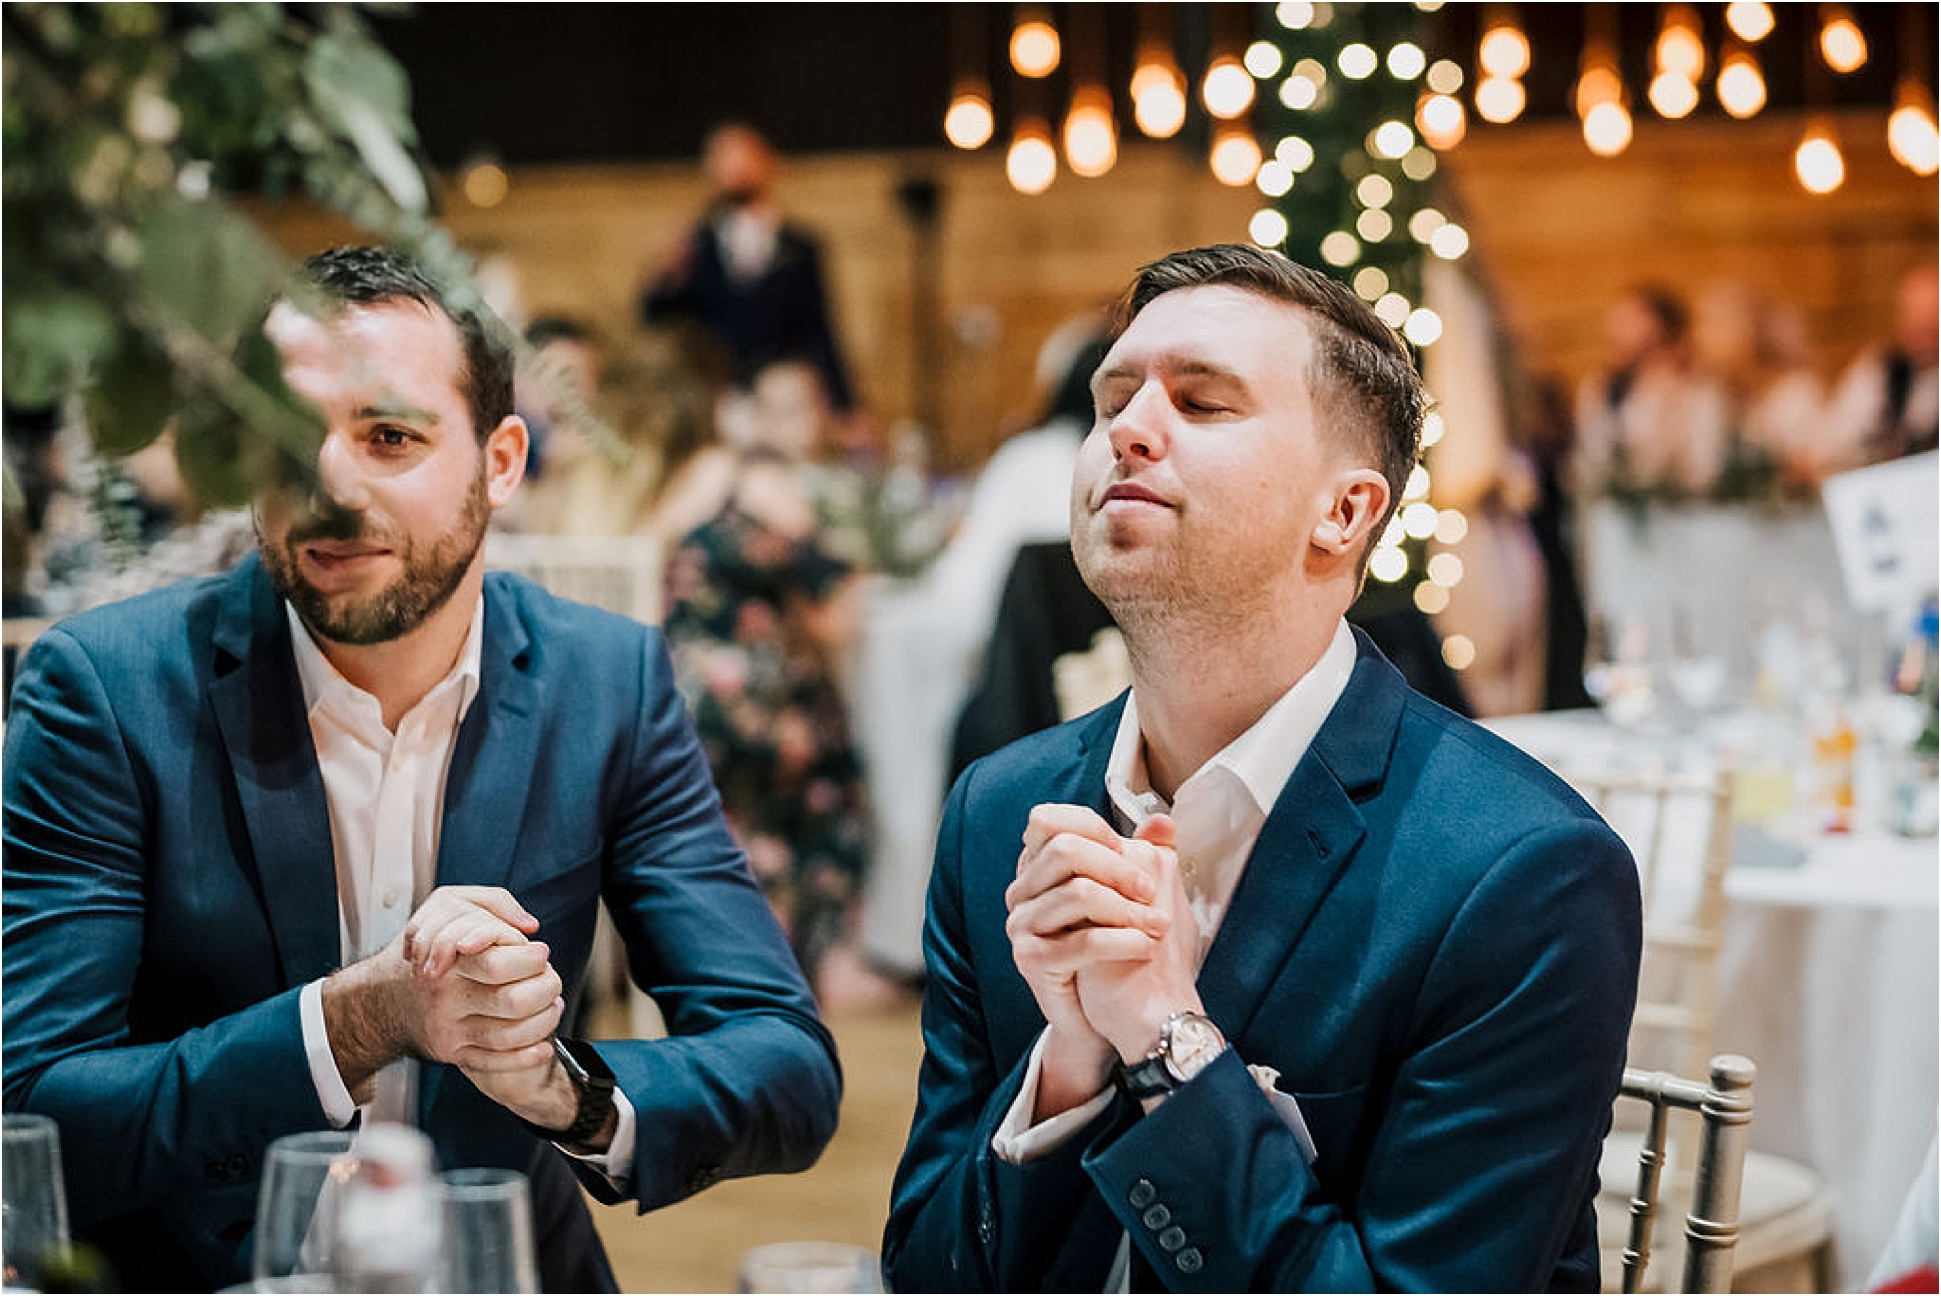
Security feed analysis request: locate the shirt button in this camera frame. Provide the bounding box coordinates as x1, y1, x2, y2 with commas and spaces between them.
1157, 1226, 1186, 1253
1175, 1247, 1204, 1275
1141, 1204, 1171, 1231
1128, 1178, 1157, 1209
381, 889, 401, 909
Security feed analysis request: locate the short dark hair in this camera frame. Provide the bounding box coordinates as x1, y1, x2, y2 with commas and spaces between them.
1117, 244, 1427, 559
299, 246, 514, 440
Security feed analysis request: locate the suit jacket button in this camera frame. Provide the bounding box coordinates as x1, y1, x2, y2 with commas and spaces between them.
1140, 1204, 1170, 1231
1175, 1247, 1204, 1275
977, 1209, 994, 1245
1157, 1226, 1186, 1253
204, 1160, 225, 1183
1128, 1178, 1157, 1209
227, 1154, 249, 1177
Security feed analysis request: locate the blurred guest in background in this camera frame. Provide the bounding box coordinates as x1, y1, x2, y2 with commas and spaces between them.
1818, 263, 1939, 474
886, 244, 1639, 1290
640, 123, 857, 418
658, 352, 877, 1004
1574, 284, 1731, 500
1690, 278, 1825, 496
515, 315, 604, 484
2, 246, 840, 1292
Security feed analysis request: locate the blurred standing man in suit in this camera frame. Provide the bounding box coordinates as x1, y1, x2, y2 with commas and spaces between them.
4, 247, 841, 1292
885, 244, 1642, 1291
642, 122, 857, 416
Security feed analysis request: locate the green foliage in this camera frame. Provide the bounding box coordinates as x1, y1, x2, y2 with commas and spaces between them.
1, 2, 465, 507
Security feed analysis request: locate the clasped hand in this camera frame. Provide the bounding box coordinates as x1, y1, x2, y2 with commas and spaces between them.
1004, 805, 1203, 1117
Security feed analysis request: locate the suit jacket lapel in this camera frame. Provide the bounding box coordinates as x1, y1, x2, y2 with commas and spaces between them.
1196, 631, 1407, 1041
208, 554, 342, 986
434, 578, 539, 893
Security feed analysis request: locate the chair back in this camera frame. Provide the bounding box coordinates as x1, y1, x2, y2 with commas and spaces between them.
1616, 1055, 1756, 1294
484, 532, 663, 626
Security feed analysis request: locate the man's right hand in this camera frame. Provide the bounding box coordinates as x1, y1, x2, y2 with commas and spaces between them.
321, 886, 558, 1103
1005, 804, 1168, 1120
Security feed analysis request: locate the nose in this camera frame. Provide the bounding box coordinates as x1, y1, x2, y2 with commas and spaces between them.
1106, 381, 1170, 464
310, 430, 371, 514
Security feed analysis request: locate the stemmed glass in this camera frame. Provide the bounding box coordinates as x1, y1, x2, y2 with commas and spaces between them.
1585, 610, 1657, 729
251, 1130, 357, 1287
737, 1241, 882, 1294
1668, 603, 1729, 717
438, 1169, 538, 1294
2, 1113, 71, 1289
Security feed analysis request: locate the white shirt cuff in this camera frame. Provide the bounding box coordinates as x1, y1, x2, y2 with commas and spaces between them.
300, 979, 358, 1128
991, 1031, 1114, 1164
557, 1086, 635, 1189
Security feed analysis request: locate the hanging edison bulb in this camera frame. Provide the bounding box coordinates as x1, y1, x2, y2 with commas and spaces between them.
1725, 1, 1775, 43
1202, 56, 1256, 119
1478, 12, 1531, 79
1649, 72, 1700, 119
944, 79, 995, 150
1655, 5, 1707, 81
1010, 13, 1061, 78
1794, 118, 1846, 193
1888, 79, 1941, 176
1475, 75, 1526, 123
1006, 117, 1057, 194
1209, 124, 1263, 186
1819, 7, 1868, 74
1131, 46, 1189, 139
1717, 48, 1768, 118
1062, 86, 1117, 178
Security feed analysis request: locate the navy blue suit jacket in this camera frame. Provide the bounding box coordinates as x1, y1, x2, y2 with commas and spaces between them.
884, 631, 1642, 1291
2, 554, 841, 1291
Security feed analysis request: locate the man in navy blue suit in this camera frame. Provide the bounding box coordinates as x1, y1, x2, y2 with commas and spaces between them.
884, 244, 1642, 1291
3, 247, 841, 1292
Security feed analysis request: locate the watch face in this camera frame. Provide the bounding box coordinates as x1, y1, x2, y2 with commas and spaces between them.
1163, 1014, 1226, 1082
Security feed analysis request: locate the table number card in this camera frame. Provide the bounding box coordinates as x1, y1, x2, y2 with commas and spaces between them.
1820, 451, 1939, 615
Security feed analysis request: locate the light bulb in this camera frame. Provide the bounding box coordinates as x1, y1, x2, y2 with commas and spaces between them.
1583, 100, 1633, 156
1889, 89, 1941, 176
1418, 92, 1466, 148
1134, 67, 1188, 138
1210, 127, 1262, 186
1716, 52, 1767, 119
1794, 125, 1845, 194
944, 89, 994, 150
1655, 9, 1706, 80
1475, 75, 1526, 124
1010, 19, 1061, 78
1478, 24, 1531, 79
1649, 72, 1699, 119
1725, 1, 1774, 42
1062, 91, 1117, 178
1575, 64, 1623, 117
1249, 208, 1291, 247
1006, 122, 1057, 194
1203, 57, 1256, 118
1820, 15, 1867, 74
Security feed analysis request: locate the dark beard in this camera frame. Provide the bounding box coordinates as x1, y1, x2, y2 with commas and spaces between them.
259, 469, 491, 647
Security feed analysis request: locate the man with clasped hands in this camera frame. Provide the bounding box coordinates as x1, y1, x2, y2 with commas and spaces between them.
2, 247, 841, 1292
884, 244, 1642, 1291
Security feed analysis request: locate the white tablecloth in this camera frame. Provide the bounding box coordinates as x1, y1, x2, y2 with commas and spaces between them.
1488, 709, 1938, 1288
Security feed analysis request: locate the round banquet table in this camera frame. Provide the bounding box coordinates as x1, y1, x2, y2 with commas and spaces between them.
1487, 708, 1938, 1289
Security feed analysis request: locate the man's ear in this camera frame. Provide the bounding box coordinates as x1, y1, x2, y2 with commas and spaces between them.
483, 416, 529, 508
1312, 467, 1390, 555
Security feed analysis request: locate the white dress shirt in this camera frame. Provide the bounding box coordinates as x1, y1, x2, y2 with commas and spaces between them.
990, 617, 1357, 1172
289, 597, 635, 1181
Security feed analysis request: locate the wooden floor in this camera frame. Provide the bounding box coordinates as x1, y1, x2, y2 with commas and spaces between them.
587, 998, 926, 1293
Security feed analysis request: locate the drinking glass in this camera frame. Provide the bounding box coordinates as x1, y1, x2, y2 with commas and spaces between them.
438, 1168, 538, 1294
1585, 610, 1657, 729
1668, 603, 1729, 716
252, 1130, 357, 1284
3, 1113, 70, 1289
737, 1241, 882, 1294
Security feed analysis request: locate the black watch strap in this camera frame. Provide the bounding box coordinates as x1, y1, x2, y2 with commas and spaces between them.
1112, 1056, 1178, 1101
521, 1037, 616, 1146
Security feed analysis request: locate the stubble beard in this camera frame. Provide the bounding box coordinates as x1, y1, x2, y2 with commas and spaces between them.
258, 469, 491, 647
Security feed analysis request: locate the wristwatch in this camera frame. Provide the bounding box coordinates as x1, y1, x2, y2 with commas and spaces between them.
522, 1037, 616, 1146
1112, 1012, 1228, 1101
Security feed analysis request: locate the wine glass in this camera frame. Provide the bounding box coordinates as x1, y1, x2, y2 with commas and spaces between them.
1585, 610, 1657, 729
3, 1113, 70, 1289
737, 1241, 882, 1294
1668, 603, 1729, 717
438, 1169, 538, 1295
251, 1130, 357, 1285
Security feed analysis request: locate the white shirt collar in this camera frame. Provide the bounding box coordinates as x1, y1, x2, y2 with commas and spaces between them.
1105, 618, 1358, 824
286, 593, 485, 732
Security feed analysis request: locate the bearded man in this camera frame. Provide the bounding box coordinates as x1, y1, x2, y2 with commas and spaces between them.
3, 246, 841, 1293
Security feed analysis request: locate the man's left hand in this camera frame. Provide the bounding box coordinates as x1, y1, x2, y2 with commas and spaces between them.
1072, 815, 1206, 1065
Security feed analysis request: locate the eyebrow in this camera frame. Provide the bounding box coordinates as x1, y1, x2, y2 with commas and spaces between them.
1091, 358, 1247, 393
358, 401, 440, 426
